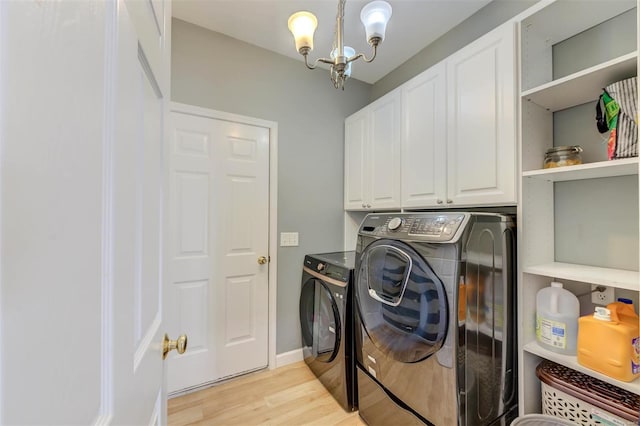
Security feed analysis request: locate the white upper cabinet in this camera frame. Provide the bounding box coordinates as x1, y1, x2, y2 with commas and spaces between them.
344, 89, 401, 210
401, 62, 447, 208
446, 22, 517, 206
398, 21, 517, 210
344, 108, 368, 210
369, 90, 402, 208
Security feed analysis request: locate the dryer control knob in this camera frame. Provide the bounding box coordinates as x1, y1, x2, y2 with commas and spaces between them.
388, 217, 403, 231
317, 263, 325, 271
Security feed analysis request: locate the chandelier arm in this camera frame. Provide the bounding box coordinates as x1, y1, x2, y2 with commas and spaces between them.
347, 44, 378, 64
303, 54, 334, 70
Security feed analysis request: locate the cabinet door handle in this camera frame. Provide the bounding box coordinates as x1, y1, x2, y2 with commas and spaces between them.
366, 204, 371, 208
447, 199, 453, 204
437, 199, 443, 204
362, 203, 366, 208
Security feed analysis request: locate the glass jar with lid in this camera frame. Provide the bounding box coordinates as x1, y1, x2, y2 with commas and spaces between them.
543, 145, 583, 169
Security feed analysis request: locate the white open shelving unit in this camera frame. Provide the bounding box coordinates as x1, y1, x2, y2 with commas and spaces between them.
517, 0, 640, 417
523, 341, 640, 394
523, 157, 638, 181
521, 52, 637, 112
523, 262, 639, 292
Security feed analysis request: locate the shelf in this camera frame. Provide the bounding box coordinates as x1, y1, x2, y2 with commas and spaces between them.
521, 52, 638, 112
523, 158, 639, 182
521, 1, 636, 52
523, 341, 640, 394
523, 262, 639, 292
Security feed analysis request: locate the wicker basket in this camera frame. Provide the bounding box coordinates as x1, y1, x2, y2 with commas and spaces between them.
536, 360, 640, 426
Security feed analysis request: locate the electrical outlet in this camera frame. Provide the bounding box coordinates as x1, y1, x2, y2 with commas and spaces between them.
591, 285, 615, 305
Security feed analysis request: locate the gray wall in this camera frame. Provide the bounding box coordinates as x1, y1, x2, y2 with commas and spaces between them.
552, 9, 637, 80
371, 0, 537, 101
171, 18, 371, 354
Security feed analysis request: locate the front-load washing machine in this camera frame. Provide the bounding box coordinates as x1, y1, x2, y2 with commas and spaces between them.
354, 212, 517, 425
299, 251, 356, 412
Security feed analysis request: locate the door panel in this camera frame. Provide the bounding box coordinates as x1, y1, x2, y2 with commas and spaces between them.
177, 280, 208, 353
136, 51, 164, 358
446, 23, 516, 206
125, 0, 166, 90
168, 111, 270, 392
225, 276, 255, 343
175, 173, 209, 254
344, 110, 368, 210
215, 120, 269, 380
369, 91, 401, 209
168, 113, 216, 392
227, 178, 255, 251
401, 63, 447, 208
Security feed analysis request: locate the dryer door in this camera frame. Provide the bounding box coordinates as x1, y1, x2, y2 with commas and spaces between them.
300, 276, 341, 363
356, 239, 448, 363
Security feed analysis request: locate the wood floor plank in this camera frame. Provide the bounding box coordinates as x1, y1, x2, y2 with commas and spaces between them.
168, 405, 204, 426
168, 361, 366, 426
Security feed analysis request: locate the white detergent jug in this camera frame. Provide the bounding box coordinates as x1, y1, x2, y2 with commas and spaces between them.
536, 282, 580, 355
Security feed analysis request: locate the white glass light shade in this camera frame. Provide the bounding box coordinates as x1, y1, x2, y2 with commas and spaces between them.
331, 46, 356, 77
360, 1, 392, 43
288, 11, 318, 52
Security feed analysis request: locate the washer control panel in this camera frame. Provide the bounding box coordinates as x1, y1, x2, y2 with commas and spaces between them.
361, 213, 467, 242
408, 215, 464, 239
303, 256, 350, 283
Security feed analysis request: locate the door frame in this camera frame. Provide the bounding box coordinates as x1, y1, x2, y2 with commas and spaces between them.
169, 101, 279, 371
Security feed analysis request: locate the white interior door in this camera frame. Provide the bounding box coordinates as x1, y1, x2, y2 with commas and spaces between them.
168, 109, 270, 393
0, 0, 171, 423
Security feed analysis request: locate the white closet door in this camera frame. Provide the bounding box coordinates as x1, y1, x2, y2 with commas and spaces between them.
168, 110, 270, 393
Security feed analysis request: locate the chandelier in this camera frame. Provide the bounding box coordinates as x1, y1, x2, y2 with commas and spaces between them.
287, 0, 392, 90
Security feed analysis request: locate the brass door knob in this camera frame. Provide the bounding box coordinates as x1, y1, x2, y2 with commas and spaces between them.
162, 333, 188, 360
258, 256, 268, 265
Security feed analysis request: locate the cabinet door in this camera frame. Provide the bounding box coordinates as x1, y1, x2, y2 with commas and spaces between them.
344, 109, 368, 210
369, 89, 402, 209
401, 63, 447, 208
446, 22, 517, 206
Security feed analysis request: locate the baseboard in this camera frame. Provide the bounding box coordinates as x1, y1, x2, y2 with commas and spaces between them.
275, 348, 303, 368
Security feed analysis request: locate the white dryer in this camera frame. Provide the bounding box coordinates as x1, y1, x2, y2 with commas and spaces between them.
354, 212, 517, 425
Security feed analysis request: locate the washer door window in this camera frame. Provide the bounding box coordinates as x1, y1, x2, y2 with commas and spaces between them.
356, 239, 448, 363
300, 277, 341, 363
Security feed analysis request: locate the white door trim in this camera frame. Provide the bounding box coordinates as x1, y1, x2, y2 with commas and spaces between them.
169, 102, 278, 371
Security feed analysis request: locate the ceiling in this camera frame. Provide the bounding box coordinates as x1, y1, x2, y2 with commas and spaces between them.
172, 0, 493, 84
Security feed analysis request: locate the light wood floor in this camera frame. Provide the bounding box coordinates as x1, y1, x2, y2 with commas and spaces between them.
168, 361, 366, 426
